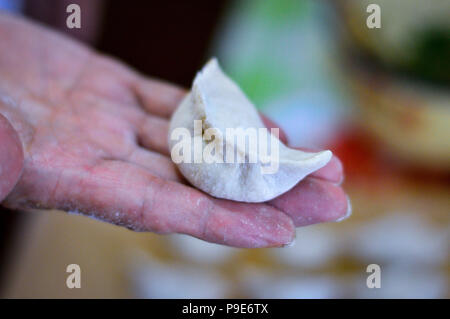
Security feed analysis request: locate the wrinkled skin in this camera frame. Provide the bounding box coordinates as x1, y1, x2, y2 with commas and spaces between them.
0, 13, 349, 248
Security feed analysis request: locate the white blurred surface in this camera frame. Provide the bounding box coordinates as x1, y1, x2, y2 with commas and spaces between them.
270, 225, 342, 268
350, 213, 449, 266
129, 251, 231, 299
169, 234, 238, 265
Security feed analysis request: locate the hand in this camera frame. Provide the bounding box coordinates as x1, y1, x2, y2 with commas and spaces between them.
0, 13, 349, 248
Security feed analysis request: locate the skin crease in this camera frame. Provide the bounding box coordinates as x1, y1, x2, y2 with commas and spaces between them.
0, 13, 349, 248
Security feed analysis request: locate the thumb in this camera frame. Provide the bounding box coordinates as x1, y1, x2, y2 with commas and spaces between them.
0, 113, 23, 203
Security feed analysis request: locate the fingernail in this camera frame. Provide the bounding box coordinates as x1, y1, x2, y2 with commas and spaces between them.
282, 237, 296, 247
335, 195, 352, 222
281, 230, 296, 247
337, 173, 345, 186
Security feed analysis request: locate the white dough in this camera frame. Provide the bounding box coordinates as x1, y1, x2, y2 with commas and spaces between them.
168, 59, 332, 202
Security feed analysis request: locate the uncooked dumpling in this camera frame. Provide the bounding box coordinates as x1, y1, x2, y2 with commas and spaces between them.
168, 58, 332, 203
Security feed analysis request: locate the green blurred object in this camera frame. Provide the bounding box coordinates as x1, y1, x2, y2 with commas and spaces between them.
410, 28, 450, 85
338, 0, 450, 86
228, 58, 295, 106
255, 0, 309, 26
213, 0, 325, 110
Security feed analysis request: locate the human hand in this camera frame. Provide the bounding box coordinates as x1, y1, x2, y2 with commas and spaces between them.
0, 13, 349, 248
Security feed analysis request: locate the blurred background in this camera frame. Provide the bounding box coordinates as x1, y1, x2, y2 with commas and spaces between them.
0, 0, 448, 298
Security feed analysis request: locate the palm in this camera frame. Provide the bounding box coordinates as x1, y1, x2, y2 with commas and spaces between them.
0, 13, 348, 248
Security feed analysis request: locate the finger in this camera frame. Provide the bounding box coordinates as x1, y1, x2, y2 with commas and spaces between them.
92, 94, 172, 156
93, 161, 295, 248
269, 177, 350, 227
260, 114, 289, 144
134, 76, 187, 118
295, 147, 344, 184
310, 154, 344, 184
206, 198, 295, 248
83, 92, 172, 156
14, 160, 295, 248
0, 114, 24, 202
126, 147, 182, 182
136, 115, 171, 156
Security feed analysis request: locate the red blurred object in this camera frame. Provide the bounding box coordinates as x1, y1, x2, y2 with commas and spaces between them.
328, 126, 385, 179
329, 126, 450, 184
